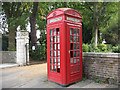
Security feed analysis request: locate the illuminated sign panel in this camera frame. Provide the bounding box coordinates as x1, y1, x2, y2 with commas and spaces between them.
49, 17, 62, 23
67, 17, 80, 22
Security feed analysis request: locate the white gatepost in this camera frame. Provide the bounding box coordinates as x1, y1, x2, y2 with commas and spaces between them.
16, 30, 29, 66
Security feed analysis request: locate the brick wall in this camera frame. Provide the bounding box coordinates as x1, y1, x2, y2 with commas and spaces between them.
1, 51, 16, 64
82, 52, 120, 85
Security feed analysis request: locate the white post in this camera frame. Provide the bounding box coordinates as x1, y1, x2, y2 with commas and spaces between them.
16, 30, 29, 66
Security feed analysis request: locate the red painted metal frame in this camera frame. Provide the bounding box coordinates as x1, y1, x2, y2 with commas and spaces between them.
47, 8, 82, 86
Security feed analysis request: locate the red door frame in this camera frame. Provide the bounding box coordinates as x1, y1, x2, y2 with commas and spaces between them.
66, 23, 83, 84
47, 22, 65, 84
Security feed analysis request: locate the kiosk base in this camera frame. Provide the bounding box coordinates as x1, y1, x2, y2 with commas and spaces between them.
48, 80, 82, 87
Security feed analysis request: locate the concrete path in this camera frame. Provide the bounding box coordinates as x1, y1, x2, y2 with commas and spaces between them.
1, 63, 118, 88
0, 63, 19, 69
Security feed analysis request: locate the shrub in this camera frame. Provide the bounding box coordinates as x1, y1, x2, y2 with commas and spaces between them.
82, 43, 120, 53
94, 47, 101, 52
98, 44, 107, 52
106, 44, 112, 52
2, 34, 8, 51
112, 46, 119, 53
88, 43, 95, 52
82, 43, 89, 52
29, 44, 47, 61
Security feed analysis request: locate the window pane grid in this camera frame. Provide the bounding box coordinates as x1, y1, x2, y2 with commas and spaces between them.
70, 28, 80, 72
50, 28, 60, 73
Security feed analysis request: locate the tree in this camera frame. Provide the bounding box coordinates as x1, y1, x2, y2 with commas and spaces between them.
30, 2, 38, 47
2, 2, 21, 50
2, 2, 30, 50
101, 3, 118, 46
75, 2, 118, 47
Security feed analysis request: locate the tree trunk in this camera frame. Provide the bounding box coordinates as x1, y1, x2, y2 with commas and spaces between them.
30, 2, 38, 47
95, 27, 98, 47
8, 24, 16, 51
94, 2, 98, 47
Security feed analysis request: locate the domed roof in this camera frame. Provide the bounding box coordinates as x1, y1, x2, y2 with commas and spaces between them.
47, 8, 82, 19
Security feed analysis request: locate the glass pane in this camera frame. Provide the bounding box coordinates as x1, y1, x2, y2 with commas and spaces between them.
54, 51, 56, 57
77, 36, 79, 42
74, 44, 76, 50
74, 28, 76, 35
70, 36, 73, 42
70, 43, 73, 50
77, 29, 79, 35
74, 36, 76, 42
77, 58, 79, 63
53, 29, 56, 35
77, 44, 79, 49
57, 44, 60, 50
70, 51, 73, 58
50, 51, 53, 57
57, 36, 59, 42
53, 36, 56, 42
50, 37, 53, 42
50, 44, 52, 50
74, 59, 76, 63
53, 44, 56, 50
50, 58, 53, 64
50, 29, 52, 35
70, 28, 73, 35
54, 65, 56, 72
54, 58, 56, 64
50, 65, 53, 71
71, 58, 73, 63
57, 28, 59, 35
74, 51, 76, 57
57, 51, 60, 57
77, 51, 79, 57
57, 59, 60, 65
57, 66, 60, 73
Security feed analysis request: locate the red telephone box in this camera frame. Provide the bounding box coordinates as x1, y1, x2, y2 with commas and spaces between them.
47, 8, 82, 86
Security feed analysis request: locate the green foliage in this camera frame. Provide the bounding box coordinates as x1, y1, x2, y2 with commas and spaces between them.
2, 2, 119, 53
2, 2, 31, 30
95, 79, 100, 83
2, 34, 8, 51
29, 44, 47, 61
8, 44, 16, 51
82, 43, 89, 52
82, 77, 87, 81
95, 77, 100, 83
101, 80, 106, 83
30, 31, 47, 61
94, 47, 101, 52
98, 44, 107, 52
112, 46, 120, 53
37, 31, 47, 45
106, 44, 112, 52
82, 43, 119, 53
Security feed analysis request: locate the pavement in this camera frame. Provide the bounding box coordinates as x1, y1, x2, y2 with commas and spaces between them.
0, 63, 19, 69
1, 63, 118, 88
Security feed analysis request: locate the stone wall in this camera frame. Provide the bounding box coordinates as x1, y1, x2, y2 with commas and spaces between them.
1, 51, 16, 64
0, 34, 2, 51
82, 52, 120, 85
